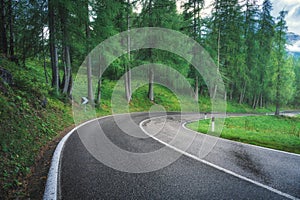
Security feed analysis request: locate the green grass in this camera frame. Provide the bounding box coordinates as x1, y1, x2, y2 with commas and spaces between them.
187, 115, 300, 154
94, 81, 275, 115
0, 58, 296, 198
0, 59, 74, 198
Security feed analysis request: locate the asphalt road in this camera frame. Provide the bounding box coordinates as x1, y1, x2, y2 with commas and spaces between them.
56, 112, 299, 199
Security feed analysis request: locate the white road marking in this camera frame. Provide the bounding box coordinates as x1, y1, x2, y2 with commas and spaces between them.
182, 116, 300, 157
43, 114, 123, 200
139, 116, 300, 200
44, 112, 299, 200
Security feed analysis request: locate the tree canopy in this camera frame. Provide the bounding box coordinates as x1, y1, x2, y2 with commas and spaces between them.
0, 0, 298, 114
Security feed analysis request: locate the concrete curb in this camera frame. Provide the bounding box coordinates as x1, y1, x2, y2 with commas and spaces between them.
43, 116, 108, 200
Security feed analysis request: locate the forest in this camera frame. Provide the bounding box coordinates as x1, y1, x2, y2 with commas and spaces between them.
0, 0, 299, 113
1, 0, 300, 198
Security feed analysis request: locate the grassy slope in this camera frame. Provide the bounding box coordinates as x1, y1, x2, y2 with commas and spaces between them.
0, 59, 294, 198
0, 60, 73, 198
187, 115, 300, 154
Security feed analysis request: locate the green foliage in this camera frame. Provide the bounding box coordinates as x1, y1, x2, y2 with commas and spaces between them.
1, 0, 300, 197
187, 115, 300, 154
0, 60, 73, 199
269, 11, 296, 113
292, 58, 300, 106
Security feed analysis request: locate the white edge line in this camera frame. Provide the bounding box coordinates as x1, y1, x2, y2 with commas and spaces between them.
139, 117, 300, 200
182, 116, 300, 157
43, 113, 128, 200
43, 112, 299, 200
43, 111, 173, 200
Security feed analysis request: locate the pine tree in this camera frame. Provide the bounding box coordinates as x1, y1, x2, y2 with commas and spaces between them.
138, 0, 180, 101
182, 0, 204, 101
272, 11, 295, 115
48, 0, 60, 94
243, 0, 260, 107
256, 0, 275, 107
293, 57, 300, 106
207, 0, 244, 101
0, 0, 7, 56
58, 0, 73, 95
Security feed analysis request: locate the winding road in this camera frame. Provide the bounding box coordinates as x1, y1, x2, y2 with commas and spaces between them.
44, 112, 300, 200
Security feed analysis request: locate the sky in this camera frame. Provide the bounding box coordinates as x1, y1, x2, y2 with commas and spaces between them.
273, 0, 300, 52
176, 0, 300, 35
176, 0, 300, 52
271, 0, 300, 35
137, 0, 300, 51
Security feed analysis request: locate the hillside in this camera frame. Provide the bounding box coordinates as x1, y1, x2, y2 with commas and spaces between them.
0, 58, 282, 198
0, 59, 73, 198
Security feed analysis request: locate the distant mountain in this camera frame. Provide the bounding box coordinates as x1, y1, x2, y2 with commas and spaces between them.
286, 32, 300, 44
286, 32, 300, 58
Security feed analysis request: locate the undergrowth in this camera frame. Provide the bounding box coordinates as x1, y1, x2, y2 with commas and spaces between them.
0, 58, 295, 199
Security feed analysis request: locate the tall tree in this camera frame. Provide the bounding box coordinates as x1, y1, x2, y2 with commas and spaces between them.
0, 0, 7, 56
256, 0, 275, 107
293, 57, 300, 107
125, 0, 132, 102
92, 0, 120, 105
182, 0, 204, 101
86, 0, 94, 103
59, 0, 73, 95
272, 11, 294, 115
138, 0, 180, 101
7, 0, 14, 57
142, 0, 154, 101
207, 0, 244, 101
114, 0, 134, 102
48, 0, 59, 94
243, 0, 260, 107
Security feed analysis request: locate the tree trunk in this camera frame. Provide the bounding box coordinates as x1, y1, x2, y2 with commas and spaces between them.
194, 75, 199, 101
213, 84, 218, 99
275, 74, 281, 116
96, 56, 102, 105
87, 54, 94, 103
239, 82, 246, 104
260, 94, 263, 108
67, 72, 73, 96
128, 65, 131, 98
63, 46, 71, 94
275, 102, 280, 115
252, 95, 256, 109
86, 3, 93, 103
213, 29, 221, 100
148, 66, 154, 101
48, 0, 59, 94
60, 6, 72, 95
127, 1, 131, 101
230, 86, 233, 100
8, 0, 14, 57
96, 78, 101, 106
42, 27, 48, 84
0, 0, 7, 56
124, 0, 131, 102
255, 95, 259, 109
147, 0, 154, 102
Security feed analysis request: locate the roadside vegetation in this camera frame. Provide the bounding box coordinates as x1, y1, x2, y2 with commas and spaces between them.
1, 0, 300, 199
187, 115, 300, 154
0, 59, 73, 198
0, 58, 285, 198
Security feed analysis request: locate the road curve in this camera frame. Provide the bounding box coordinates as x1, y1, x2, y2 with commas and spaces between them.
142, 113, 300, 199
45, 112, 299, 199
